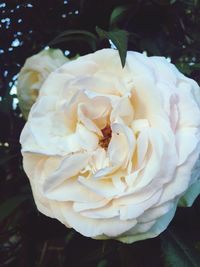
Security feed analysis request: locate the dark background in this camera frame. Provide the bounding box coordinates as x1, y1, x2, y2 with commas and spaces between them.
0, 0, 200, 266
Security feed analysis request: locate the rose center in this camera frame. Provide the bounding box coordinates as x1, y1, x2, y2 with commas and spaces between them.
99, 125, 112, 149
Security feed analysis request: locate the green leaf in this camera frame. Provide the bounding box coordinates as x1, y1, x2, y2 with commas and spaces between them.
96, 259, 108, 267
0, 196, 28, 222
170, 0, 177, 4
49, 30, 98, 51
51, 30, 98, 40
179, 180, 200, 207
96, 26, 128, 67
175, 63, 192, 75
161, 229, 200, 267
191, 63, 200, 70
109, 6, 128, 29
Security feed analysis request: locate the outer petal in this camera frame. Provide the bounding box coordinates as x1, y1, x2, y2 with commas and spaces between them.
116, 202, 177, 243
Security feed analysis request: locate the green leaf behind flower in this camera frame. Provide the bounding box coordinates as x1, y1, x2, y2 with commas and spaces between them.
109, 6, 128, 29
96, 26, 128, 67
161, 229, 200, 267
49, 30, 98, 51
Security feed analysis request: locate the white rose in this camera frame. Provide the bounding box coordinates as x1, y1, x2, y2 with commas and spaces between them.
20, 49, 200, 243
17, 48, 68, 119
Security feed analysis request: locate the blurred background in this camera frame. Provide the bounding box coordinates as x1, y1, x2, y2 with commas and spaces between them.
0, 0, 200, 266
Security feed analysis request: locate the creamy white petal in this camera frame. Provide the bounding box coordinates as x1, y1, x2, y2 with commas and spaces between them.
73, 198, 110, 212
44, 178, 103, 202
159, 143, 200, 204
176, 128, 199, 165
136, 130, 149, 168
78, 176, 125, 198
58, 202, 137, 237
76, 123, 99, 151
110, 96, 134, 125
119, 189, 162, 220
43, 153, 90, 192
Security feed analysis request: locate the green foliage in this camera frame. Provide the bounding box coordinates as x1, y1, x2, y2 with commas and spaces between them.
96, 259, 108, 267
49, 30, 98, 51
96, 26, 128, 67
161, 229, 200, 267
109, 5, 128, 29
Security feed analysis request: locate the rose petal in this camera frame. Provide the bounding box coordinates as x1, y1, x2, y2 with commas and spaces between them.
57, 202, 137, 237
43, 153, 90, 192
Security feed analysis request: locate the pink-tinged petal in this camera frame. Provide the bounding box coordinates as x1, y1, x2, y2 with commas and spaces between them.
168, 94, 179, 132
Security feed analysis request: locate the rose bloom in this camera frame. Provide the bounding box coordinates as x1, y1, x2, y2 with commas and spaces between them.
17, 48, 68, 119
20, 49, 200, 243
